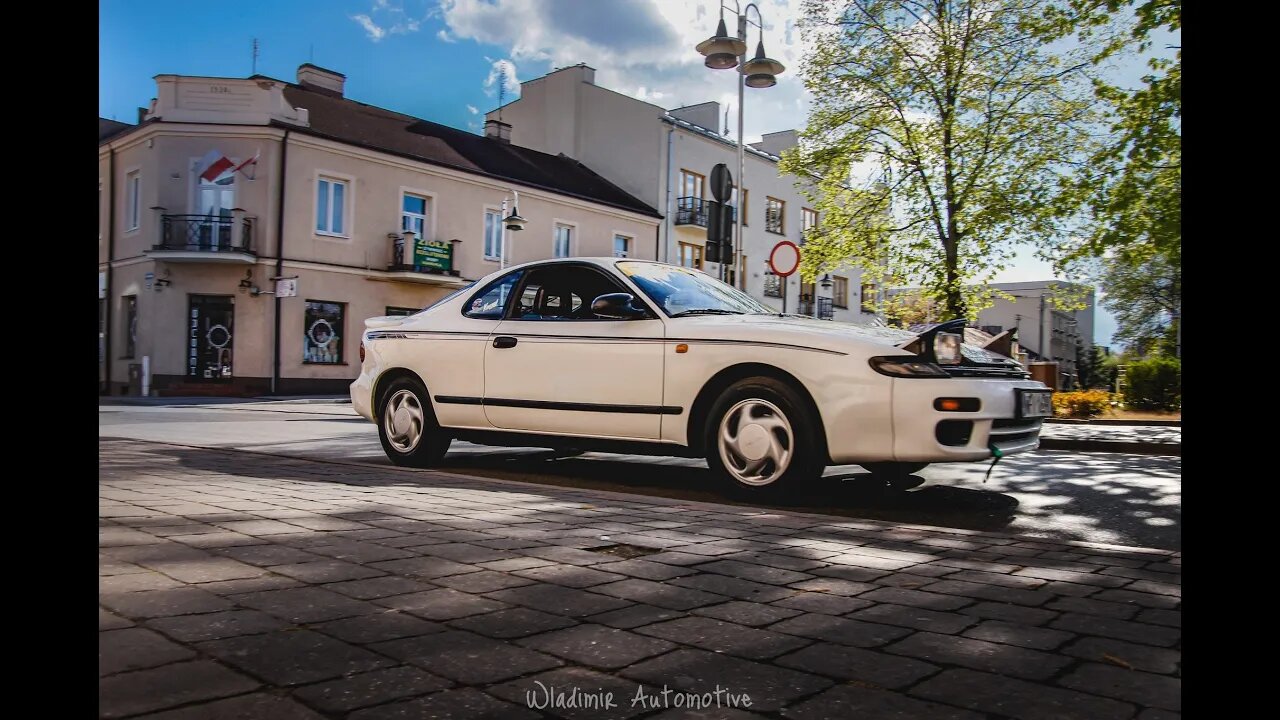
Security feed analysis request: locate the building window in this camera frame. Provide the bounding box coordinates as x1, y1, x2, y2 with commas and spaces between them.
303, 300, 344, 364
553, 224, 573, 258
484, 209, 503, 261
802, 207, 818, 241
679, 170, 705, 200
125, 170, 141, 231
385, 306, 419, 316
613, 234, 631, 258
732, 186, 748, 226
402, 193, 429, 237
765, 196, 785, 234
833, 276, 849, 308
763, 271, 782, 298
678, 242, 703, 270
316, 177, 348, 236
123, 295, 137, 358
860, 283, 877, 313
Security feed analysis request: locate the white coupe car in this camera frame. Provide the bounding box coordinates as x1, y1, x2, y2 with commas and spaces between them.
351, 257, 1050, 493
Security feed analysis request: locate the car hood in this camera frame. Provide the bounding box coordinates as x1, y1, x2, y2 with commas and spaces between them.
671, 314, 1022, 367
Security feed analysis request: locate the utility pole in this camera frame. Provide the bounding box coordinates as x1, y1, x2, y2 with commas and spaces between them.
251, 38, 259, 75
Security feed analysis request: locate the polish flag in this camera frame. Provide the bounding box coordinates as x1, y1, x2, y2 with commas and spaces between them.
232, 150, 260, 178
197, 150, 235, 182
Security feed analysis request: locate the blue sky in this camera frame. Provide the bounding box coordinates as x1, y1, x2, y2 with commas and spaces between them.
102, 0, 1176, 347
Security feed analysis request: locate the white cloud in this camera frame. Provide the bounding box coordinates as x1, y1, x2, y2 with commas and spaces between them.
437, 0, 812, 142
437, 28, 456, 42
483, 57, 521, 99
353, 1, 429, 42
352, 14, 386, 42
466, 104, 479, 114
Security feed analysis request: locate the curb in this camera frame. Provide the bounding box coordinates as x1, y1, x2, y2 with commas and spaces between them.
1039, 438, 1180, 457
1046, 418, 1181, 427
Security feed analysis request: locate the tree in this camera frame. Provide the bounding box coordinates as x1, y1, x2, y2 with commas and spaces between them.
781, 0, 1101, 320
1040, 0, 1181, 268
1099, 246, 1179, 356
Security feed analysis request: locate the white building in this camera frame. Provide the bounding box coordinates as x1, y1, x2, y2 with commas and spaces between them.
974, 281, 1095, 385
486, 64, 875, 323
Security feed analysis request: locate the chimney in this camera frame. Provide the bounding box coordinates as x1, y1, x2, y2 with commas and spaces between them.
296, 63, 346, 96
484, 119, 512, 144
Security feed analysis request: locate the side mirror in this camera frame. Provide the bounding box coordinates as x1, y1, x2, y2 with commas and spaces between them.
591, 293, 649, 320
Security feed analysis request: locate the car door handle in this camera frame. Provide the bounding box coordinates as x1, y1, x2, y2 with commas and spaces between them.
493, 336, 518, 349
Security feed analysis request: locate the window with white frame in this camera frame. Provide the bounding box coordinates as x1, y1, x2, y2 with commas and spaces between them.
553, 224, 573, 258
484, 209, 503, 260
316, 177, 348, 236
613, 234, 631, 258
402, 193, 429, 237
126, 170, 141, 231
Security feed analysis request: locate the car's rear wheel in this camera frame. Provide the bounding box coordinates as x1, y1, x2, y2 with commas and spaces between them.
705, 377, 824, 495
861, 461, 929, 477
378, 377, 450, 467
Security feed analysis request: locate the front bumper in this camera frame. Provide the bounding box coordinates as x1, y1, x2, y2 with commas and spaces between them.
890, 378, 1049, 462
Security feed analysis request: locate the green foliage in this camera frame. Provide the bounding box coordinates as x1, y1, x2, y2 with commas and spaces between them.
1121, 356, 1180, 410
1052, 390, 1112, 419
1099, 247, 1179, 356
1076, 344, 1110, 389
1040, 1, 1181, 271
782, 0, 1102, 321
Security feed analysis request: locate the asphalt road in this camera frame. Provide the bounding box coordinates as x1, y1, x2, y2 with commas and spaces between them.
98, 400, 1181, 550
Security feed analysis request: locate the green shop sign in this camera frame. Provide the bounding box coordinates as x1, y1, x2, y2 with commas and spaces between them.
413, 239, 453, 272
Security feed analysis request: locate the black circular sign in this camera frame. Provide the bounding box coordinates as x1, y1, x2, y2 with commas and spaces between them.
710, 163, 733, 202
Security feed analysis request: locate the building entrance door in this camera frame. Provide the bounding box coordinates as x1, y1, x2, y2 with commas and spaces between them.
188, 295, 235, 381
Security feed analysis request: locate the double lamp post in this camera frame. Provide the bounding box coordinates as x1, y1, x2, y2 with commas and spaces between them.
695, 1, 785, 284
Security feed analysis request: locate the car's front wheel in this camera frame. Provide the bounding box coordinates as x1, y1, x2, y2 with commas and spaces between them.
378, 377, 451, 467
705, 377, 824, 495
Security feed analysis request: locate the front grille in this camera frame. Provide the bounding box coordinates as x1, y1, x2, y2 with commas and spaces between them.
989, 418, 1042, 452
942, 365, 1031, 379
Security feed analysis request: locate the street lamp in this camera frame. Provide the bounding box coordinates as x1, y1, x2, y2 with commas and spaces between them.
696, 1, 784, 283
498, 190, 526, 270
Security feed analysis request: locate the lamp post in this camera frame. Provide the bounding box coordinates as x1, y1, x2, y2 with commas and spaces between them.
696, 1, 784, 284
498, 190, 527, 270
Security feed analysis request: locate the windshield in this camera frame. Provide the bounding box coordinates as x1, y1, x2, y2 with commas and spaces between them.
618, 261, 774, 317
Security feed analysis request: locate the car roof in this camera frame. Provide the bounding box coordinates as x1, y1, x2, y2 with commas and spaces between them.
500, 257, 672, 272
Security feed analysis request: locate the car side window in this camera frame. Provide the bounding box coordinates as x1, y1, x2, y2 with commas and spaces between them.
509, 266, 628, 321
463, 270, 524, 319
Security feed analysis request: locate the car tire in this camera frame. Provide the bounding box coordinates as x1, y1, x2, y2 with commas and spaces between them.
861, 462, 929, 477
377, 377, 450, 468
705, 376, 824, 495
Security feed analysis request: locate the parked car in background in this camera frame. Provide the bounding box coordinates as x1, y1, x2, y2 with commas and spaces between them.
351, 258, 1049, 494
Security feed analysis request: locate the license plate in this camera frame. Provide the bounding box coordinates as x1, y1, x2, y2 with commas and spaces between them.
1017, 389, 1052, 418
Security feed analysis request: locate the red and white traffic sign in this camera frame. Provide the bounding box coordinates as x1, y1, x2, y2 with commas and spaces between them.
768, 241, 801, 277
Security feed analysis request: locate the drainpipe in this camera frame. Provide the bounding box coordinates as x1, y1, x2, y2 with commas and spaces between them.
663, 123, 674, 263
272, 129, 290, 395
104, 147, 116, 395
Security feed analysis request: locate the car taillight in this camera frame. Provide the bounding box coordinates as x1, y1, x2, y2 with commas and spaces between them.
359, 341, 365, 363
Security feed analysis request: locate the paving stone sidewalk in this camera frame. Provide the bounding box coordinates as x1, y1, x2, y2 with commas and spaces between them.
100, 438, 1181, 719
1039, 423, 1180, 445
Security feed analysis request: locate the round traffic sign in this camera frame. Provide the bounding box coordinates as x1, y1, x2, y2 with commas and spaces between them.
768, 241, 801, 277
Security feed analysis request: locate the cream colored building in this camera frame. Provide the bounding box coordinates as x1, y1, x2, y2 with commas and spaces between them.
487, 64, 876, 324
99, 64, 660, 396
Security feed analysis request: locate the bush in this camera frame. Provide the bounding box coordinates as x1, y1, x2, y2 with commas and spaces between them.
1052, 390, 1112, 419
1122, 357, 1181, 410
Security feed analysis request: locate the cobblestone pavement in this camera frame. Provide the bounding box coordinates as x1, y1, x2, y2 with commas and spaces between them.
1039, 424, 1181, 445
100, 439, 1181, 719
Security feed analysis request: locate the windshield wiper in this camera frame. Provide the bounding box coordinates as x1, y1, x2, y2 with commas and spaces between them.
668, 308, 747, 317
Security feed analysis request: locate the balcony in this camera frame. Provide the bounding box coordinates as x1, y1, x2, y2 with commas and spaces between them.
379, 236, 467, 286
150, 215, 256, 264
798, 297, 834, 320
675, 197, 736, 228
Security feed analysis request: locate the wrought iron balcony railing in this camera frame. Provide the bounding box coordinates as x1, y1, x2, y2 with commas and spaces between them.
675, 197, 736, 228
157, 215, 255, 254
798, 297, 834, 320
